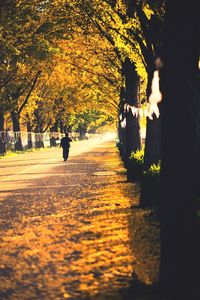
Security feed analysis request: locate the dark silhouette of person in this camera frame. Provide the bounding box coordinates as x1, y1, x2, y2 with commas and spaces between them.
60, 132, 72, 161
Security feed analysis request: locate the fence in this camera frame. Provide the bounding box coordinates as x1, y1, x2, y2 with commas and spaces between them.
0, 131, 80, 151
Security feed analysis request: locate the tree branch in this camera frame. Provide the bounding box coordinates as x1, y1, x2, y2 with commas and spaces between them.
0, 67, 18, 89
18, 71, 41, 114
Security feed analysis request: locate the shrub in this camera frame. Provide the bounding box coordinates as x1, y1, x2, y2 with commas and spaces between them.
127, 148, 144, 182
128, 148, 161, 207
143, 162, 161, 177
129, 147, 144, 166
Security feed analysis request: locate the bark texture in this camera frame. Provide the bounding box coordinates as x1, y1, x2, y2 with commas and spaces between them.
159, 1, 200, 298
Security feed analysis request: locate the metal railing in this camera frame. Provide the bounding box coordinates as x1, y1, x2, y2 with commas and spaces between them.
0, 131, 80, 151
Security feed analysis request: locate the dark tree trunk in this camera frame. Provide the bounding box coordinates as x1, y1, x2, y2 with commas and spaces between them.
53, 121, 58, 132
59, 120, 65, 133
27, 121, 33, 149
144, 67, 161, 170
159, 1, 200, 298
118, 87, 126, 157
119, 126, 126, 157
79, 127, 86, 140
50, 121, 59, 133
50, 126, 54, 147
125, 110, 141, 157
117, 121, 126, 157
122, 58, 142, 181
11, 111, 23, 151
35, 125, 44, 148
0, 110, 6, 155
123, 58, 141, 160
144, 115, 161, 168
34, 109, 44, 148
49, 125, 57, 147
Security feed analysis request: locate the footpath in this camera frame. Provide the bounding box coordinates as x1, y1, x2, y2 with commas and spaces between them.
0, 141, 160, 300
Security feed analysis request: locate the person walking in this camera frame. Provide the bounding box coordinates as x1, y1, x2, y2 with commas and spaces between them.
60, 132, 72, 161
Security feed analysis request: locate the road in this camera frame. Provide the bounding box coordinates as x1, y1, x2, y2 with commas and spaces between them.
0, 136, 111, 194
0, 137, 160, 300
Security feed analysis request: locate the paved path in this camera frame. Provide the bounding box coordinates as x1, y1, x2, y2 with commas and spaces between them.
0, 137, 112, 193
0, 140, 160, 300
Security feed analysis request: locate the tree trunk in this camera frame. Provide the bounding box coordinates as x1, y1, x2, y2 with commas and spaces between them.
11, 111, 23, 151
144, 115, 161, 168
59, 120, 65, 133
53, 121, 58, 132
49, 125, 57, 147
123, 58, 141, 161
118, 87, 126, 157
27, 121, 33, 149
35, 125, 44, 148
122, 58, 142, 181
0, 110, 6, 155
159, 1, 200, 298
125, 109, 141, 157
144, 68, 161, 170
117, 120, 125, 157
79, 127, 86, 140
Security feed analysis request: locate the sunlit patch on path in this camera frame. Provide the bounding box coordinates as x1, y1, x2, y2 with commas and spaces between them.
0, 141, 159, 300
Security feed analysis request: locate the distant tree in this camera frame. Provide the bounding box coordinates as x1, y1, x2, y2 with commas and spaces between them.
0, 0, 73, 150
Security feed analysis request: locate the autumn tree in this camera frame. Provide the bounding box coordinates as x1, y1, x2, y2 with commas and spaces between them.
0, 0, 76, 151
71, 0, 145, 161
19, 31, 119, 146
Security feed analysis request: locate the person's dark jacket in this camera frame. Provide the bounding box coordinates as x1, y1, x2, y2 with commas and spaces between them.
60, 136, 72, 149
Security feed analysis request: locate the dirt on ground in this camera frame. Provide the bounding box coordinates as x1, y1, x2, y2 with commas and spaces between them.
0, 142, 160, 300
